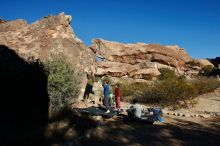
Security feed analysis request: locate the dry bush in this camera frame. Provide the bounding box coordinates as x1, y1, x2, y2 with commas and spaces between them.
141, 77, 197, 106
192, 77, 220, 94
120, 82, 149, 101
120, 68, 220, 108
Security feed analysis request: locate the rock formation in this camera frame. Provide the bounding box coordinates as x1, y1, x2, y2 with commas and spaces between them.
0, 13, 96, 98
90, 39, 209, 80
209, 57, 220, 68
0, 12, 95, 75
0, 13, 215, 87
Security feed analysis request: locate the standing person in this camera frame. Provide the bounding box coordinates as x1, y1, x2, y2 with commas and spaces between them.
114, 83, 121, 111
103, 80, 110, 113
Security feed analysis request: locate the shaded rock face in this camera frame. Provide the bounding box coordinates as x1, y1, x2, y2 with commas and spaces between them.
90, 39, 201, 79
208, 57, 220, 76
0, 13, 95, 76
0, 45, 48, 145
209, 57, 220, 68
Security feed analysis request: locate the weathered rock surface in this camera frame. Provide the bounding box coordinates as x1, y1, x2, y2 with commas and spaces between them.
96, 61, 138, 77
196, 59, 214, 67
91, 39, 192, 64
0, 13, 95, 75
1, 13, 216, 88
0, 19, 28, 32
91, 39, 211, 79
0, 13, 95, 98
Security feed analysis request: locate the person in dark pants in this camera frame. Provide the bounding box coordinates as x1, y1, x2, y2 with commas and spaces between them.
103, 80, 110, 113
83, 83, 94, 100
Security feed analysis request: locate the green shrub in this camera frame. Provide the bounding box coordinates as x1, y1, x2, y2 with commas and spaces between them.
120, 82, 148, 99
44, 58, 79, 113
158, 68, 177, 80
142, 77, 197, 106
121, 72, 220, 108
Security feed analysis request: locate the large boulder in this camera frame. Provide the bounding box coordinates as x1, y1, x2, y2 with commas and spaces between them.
196, 59, 214, 68
90, 39, 198, 79
0, 13, 96, 98
0, 13, 95, 74
96, 61, 139, 77
91, 39, 192, 65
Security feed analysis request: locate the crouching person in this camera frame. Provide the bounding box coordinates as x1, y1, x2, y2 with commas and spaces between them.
127, 98, 142, 121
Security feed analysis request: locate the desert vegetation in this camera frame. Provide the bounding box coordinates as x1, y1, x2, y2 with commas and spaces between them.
120, 68, 220, 107
43, 57, 79, 113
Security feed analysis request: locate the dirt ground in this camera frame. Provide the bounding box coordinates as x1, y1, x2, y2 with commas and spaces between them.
79, 115, 220, 146
77, 88, 220, 146
169, 87, 220, 116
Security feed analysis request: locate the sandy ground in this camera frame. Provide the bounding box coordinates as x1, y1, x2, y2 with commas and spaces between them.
76, 88, 220, 146
163, 88, 220, 118
47, 88, 220, 146
190, 88, 220, 113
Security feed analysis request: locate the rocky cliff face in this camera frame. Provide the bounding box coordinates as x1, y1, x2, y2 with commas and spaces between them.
0, 13, 214, 85
0, 13, 95, 76
0, 13, 96, 99
90, 39, 213, 80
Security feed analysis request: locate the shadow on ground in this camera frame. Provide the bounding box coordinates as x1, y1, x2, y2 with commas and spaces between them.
45, 108, 98, 146
50, 106, 220, 146
80, 115, 220, 146
72, 106, 118, 118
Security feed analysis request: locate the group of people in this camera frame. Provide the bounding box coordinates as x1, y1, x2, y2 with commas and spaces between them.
83, 78, 162, 122
83, 77, 143, 119
102, 80, 142, 121
102, 80, 121, 113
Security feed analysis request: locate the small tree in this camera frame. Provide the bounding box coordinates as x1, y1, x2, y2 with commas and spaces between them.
44, 58, 79, 113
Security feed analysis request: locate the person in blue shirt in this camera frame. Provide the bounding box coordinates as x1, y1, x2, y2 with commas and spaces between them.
103, 80, 110, 113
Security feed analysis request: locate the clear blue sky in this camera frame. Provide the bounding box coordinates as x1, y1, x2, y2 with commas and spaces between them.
1, 0, 219, 59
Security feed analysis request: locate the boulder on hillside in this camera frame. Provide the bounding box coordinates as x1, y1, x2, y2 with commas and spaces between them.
96, 61, 139, 77
196, 59, 214, 68
91, 39, 192, 66
90, 38, 200, 80
0, 12, 96, 99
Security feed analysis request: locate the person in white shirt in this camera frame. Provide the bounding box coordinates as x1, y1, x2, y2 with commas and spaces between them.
127, 98, 142, 120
